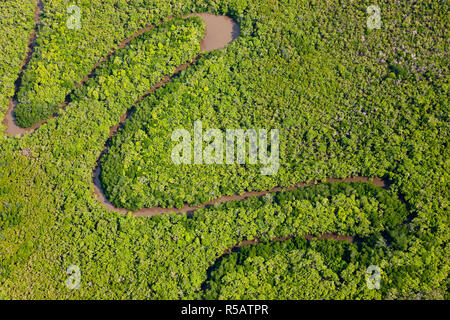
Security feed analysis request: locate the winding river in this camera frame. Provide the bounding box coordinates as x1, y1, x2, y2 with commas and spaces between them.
2, 3, 387, 219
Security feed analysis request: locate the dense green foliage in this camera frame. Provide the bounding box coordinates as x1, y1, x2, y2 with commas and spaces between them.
204, 225, 442, 300
14, 0, 206, 127
204, 239, 380, 299
100, 0, 449, 215
205, 217, 447, 299
0, 0, 448, 300
201, 183, 419, 299
271, 182, 408, 237
0, 0, 35, 135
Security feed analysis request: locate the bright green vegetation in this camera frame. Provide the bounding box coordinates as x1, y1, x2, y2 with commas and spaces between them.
0, 0, 35, 134
269, 182, 408, 237
204, 230, 442, 299
0, 174, 420, 299
100, 0, 449, 214
202, 184, 417, 300
204, 239, 382, 299
15, 0, 200, 127
0, 0, 449, 300
13, 0, 210, 127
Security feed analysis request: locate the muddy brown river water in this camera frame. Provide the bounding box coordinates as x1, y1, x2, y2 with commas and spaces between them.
189, 13, 240, 52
